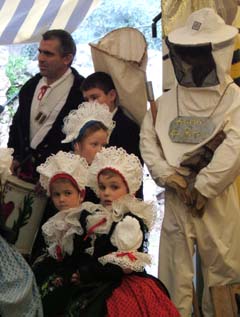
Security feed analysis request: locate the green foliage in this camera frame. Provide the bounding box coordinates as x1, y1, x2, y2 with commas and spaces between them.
12, 193, 34, 241
5, 55, 29, 100
40, 274, 60, 298
73, 0, 162, 50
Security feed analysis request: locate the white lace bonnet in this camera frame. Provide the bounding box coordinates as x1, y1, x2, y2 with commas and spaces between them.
62, 100, 116, 144
88, 146, 142, 196
37, 151, 88, 195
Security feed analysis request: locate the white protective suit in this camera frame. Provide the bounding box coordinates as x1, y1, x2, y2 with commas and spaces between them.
140, 8, 240, 317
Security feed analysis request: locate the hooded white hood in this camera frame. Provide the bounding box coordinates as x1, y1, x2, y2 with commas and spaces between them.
167, 8, 237, 89
165, 8, 238, 149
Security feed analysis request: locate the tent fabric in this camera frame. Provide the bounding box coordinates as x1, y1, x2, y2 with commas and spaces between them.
90, 27, 148, 125
0, 0, 95, 45
161, 0, 237, 37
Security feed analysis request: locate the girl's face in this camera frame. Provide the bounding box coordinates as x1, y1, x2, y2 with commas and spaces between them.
98, 173, 128, 208
74, 129, 108, 164
50, 180, 83, 211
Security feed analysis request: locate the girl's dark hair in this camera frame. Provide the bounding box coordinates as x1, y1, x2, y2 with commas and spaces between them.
98, 168, 129, 193
98, 169, 118, 178
73, 121, 108, 145
50, 177, 79, 192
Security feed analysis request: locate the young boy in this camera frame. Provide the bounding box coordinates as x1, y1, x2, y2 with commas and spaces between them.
81, 72, 143, 165
81, 71, 143, 198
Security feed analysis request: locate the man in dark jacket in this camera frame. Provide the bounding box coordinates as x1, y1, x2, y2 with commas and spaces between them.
8, 29, 84, 183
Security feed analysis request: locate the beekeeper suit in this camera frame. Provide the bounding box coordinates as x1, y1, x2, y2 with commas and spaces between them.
140, 8, 240, 317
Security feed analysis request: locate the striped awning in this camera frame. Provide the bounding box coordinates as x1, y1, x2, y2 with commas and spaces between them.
0, 0, 95, 45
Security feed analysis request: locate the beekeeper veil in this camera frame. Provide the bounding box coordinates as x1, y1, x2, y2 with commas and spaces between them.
166, 8, 238, 88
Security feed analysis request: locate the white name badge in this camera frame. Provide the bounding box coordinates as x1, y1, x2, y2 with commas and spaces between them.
169, 116, 215, 144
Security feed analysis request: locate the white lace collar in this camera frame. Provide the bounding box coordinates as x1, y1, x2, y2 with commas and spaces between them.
42, 207, 83, 259
111, 195, 156, 230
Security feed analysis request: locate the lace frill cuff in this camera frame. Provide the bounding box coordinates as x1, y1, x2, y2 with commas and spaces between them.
98, 251, 152, 272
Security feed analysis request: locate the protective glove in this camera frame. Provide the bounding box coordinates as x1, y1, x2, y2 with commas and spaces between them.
187, 188, 207, 218
166, 174, 208, 217
165, 174, 191, 204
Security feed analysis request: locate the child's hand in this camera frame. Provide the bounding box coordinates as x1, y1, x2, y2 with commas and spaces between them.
123, 268, 133, 274
52, 276, 63, 287
34, 181, 46, 196
71, 271, 80, 285
11, 159, 20, 175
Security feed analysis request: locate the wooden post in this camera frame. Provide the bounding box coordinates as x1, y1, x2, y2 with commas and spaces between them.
211, 284, 240, 317
146, 81, 157, 125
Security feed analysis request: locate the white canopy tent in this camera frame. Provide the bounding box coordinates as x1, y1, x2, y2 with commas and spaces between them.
0, 0, 96, 44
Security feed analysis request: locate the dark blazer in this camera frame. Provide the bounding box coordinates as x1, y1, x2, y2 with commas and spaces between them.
8, 68, 84, 180
109, 107, 143, 164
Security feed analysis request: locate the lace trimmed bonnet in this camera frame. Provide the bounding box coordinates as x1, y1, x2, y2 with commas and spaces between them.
37, 151, 88, 195
88, 146, 142, 196
62, 100, 116, 144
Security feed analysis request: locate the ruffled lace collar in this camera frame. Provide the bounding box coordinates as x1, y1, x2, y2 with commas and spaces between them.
42, 207, 83, 259
82, 195, 157, 234
111, 195, 156, 230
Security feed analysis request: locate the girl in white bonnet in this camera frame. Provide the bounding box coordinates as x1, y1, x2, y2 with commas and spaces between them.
32, 150, 89, 316
62, 100, 115, 204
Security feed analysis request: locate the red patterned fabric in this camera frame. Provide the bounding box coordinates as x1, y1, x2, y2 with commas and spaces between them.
106, 275, 180, 317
